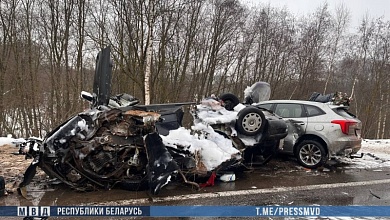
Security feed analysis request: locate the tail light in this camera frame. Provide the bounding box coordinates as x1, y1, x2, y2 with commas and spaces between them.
331, 119, 357, 135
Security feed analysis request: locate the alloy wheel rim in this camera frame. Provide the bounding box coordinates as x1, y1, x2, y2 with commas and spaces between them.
299, 144, 322, 166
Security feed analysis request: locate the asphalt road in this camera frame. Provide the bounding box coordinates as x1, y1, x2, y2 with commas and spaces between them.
2, 156, 390, 219
3, 156, 390, 207
105, 157, 390, 206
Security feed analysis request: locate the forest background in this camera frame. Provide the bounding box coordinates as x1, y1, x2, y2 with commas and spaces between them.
0, 0, 389, 139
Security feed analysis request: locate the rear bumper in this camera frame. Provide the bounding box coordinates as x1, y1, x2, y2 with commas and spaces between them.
328, 137, 362, 157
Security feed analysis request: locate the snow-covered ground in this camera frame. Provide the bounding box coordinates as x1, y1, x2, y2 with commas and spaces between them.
1, 136, 390, 170
0, 135, 26, 147
337, 139, 390, 169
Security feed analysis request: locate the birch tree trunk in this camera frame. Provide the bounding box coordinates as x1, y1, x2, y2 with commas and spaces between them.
381, 82, 389, 139
145, 32, 152, 105
144, 0, 155, 105
376, 92, 383, 139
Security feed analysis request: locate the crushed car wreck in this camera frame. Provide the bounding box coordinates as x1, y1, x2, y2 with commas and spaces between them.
193, 82, 288, 164
15, 47, 287, 196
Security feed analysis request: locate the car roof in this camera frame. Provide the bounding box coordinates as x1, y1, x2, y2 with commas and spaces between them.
257, 100, 348, 109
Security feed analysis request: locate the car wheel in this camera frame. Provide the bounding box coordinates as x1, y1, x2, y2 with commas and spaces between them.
0, 176, 5, 197
295, 140, 327, 169
236, 106, 266, 136
219, 93, 239, 111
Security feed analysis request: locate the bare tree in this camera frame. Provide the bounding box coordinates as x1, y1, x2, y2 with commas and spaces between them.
290, 3, 331, 99
1, 0, 390, 140
0, 0, 19, 136
323, 3, 350, 94
144, 0, 156, 105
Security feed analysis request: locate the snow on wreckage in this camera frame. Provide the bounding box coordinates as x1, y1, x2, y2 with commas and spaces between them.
15, 47, 287, 196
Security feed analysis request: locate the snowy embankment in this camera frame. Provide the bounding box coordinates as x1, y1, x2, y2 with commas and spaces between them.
338, 139, 390, 169
0, 135, 26, 147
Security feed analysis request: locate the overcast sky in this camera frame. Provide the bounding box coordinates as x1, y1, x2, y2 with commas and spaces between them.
242, 0, 390, 31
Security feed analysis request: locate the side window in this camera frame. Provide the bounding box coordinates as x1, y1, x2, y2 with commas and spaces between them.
305, 105, 325, 117
257, 104, 272, 111
275, 104, 304, 118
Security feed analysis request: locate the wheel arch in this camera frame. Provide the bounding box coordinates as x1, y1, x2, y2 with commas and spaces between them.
293, 134, 329, 156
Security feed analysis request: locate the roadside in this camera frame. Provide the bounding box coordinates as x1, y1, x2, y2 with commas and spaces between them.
0, 144, 47, 201
2, 139, 390, 207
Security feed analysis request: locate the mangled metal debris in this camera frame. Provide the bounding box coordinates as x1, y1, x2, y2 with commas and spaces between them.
309, 91, 352, 106
0, 176, 5, 197
16, 102, 243, 195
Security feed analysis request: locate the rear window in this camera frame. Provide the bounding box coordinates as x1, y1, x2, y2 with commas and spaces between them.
333, 108, 356, 119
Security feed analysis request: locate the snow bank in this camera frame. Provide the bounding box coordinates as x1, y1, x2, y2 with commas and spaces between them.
161, 126, 240, 171
333, 139, 390, 169
0, 135, 25, 147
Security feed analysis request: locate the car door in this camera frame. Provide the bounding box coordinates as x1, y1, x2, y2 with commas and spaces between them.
273, 103, 308, 154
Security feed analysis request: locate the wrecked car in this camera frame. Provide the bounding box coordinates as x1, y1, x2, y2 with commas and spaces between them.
257, 99, 362, 169
15, 47, 287, 196
194, 82, 288, 164
0, 176, 4, 197
16, 99, 242, 195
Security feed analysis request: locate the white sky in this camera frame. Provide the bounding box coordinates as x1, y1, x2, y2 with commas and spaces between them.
242, 0, 390, 31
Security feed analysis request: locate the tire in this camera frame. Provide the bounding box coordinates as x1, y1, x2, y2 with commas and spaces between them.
259, 140, 279, 165
219, 93, 240, 111
243, 140, 278, 166
119, 176, 148, 191
295, 140, 327, 169
0, 176, 5, 197
236, 106, 266, 136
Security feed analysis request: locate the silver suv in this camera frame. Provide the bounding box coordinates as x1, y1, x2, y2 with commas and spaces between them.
256, 100, 362, 168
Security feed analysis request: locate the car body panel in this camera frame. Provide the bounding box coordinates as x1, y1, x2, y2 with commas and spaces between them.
282, 119, 306, 154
